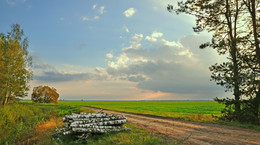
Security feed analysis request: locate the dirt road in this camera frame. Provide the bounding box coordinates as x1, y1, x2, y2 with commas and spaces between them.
84, 107, 260, 145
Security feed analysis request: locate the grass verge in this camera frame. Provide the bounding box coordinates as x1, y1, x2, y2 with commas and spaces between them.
1, 102, 178, 144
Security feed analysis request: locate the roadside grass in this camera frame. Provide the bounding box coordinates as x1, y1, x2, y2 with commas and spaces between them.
214, 121, 260, 131
1, 101, 178, 144
17, 102, 84, 145
0, 102, 83, 144
0, 103, 50, 145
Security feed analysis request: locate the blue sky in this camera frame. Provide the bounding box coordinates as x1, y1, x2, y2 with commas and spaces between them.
0, 0, 228, 100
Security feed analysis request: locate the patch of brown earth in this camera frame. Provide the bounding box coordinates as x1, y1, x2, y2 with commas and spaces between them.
84, 107, 260, 145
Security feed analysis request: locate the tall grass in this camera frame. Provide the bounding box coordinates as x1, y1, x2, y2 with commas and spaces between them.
0, 103, 49, 144
0, 102, 83, 144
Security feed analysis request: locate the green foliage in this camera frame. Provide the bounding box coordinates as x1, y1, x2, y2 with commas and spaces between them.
215, 98, 260, 124
32, 86, 59, 104
0, 24, 32, 105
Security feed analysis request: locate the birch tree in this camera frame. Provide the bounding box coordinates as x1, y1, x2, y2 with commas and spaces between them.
0, 24, 32, 105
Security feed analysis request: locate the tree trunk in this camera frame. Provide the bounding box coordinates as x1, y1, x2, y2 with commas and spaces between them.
231, 41, 241, 116
248, 0, 260, 124
225, 0, 241, 117
3, 91, 10, 106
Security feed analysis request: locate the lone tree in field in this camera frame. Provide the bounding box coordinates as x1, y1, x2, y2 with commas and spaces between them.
31, 86, 59, 103
0, 24, 33, 105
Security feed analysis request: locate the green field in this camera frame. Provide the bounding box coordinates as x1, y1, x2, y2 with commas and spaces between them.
59, 101, 225, 121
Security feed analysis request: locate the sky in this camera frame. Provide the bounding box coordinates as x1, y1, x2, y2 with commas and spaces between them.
0, 0, 229, 100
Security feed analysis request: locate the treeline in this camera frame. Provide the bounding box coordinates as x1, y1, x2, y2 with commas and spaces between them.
169, 0, 260, 124
0, 24, 32, 106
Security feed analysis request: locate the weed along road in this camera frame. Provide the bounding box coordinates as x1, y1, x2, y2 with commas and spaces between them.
84, 107, 260, 145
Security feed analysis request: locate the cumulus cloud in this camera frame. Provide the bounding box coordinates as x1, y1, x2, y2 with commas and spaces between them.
123, 26, 130, 33
106, 53, 113, 59
82, 16, 89, 21
6, 0, 26, 5
145, 36, 157, 42
145, 31, 163, 42
151, 31, 163, 38
106, 32, 225, 98
98, 6, 105, 14
123, 8, 136, 18
93, 16, 100, 20
92, 4, 97, 9
30, 31, 227, 100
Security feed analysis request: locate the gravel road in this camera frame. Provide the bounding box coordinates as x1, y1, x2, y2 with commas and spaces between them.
84, 106, 260, 145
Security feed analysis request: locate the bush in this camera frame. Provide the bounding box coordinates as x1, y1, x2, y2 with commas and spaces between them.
215, 97, 260, 124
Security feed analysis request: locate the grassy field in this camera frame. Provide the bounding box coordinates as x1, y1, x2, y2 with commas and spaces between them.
1, 102, 176, 144
58, 101, 224, 121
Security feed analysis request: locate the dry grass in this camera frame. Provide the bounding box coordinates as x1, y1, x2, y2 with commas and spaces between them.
18, 117, 63, 145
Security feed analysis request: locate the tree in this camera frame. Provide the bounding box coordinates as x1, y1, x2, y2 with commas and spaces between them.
0, 24, 32, 105
242, 0, 260, 123
168, 0, 259, 123
31, 86, 59, 103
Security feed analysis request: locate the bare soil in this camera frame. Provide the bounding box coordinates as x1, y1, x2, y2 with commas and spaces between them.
84, 107, 260, 145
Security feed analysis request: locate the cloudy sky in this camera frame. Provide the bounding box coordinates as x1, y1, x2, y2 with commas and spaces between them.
0, 0, 228, 100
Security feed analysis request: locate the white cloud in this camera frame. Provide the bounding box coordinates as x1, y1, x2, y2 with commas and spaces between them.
145, 36, 157, 42
6, 0, 16, 5
82, 16, 89, 21
145, 31, 163, 42
151, 31, 163, 38
106, 32, 226, 99
29, 31, 228, 100
93, 16, 100, 20
98, 6, 105, 14
123, 8, 137, 18
106, 53, 113, 59
6, 0, 27, 6
123, 26, 130, 33
93, 4, 97, 9
123, 33, 143, 50
59, 17, 64, 21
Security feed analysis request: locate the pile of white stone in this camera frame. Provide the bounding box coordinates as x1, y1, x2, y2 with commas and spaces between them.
56, 110, 129, 139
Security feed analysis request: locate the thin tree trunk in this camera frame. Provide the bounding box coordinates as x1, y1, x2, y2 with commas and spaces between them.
3, 91, 10, 106
225, 0, 241, 116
